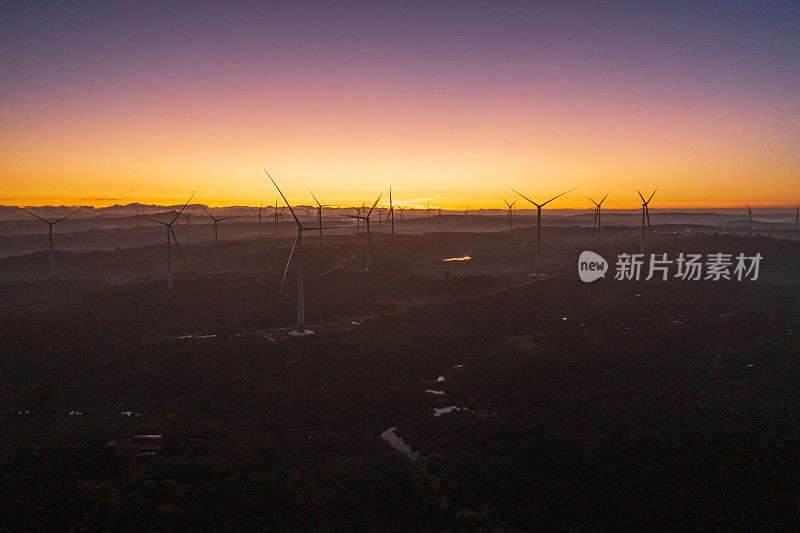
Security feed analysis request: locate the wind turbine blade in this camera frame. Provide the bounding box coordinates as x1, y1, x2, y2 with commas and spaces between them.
218, 216, 237, 221
367, 193, 382, 217
509, 199, 517, 208
646, 206, 652, 233
17, 207, 49, 224
200, 205, 216, 219
307, 187, 322, 207
170, 193, 196, 225
169, 226, 186, 262
647, 188, 658, 203
280, 234, 299, 294
588, 197, 599, 207
541, 187, 576, 206
636, 189, 646, 203
593, 207, 598, 225
503, 198, 510, 207
599, 192, 609, 205
53, 209, 81, 225
141, 217, 169, 225
508, 186, 537, 207
265, 170, 302, 228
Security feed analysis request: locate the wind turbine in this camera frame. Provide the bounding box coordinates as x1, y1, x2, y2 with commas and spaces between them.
464, 203, 469, 228
510, 187, 575, 273
503, 198, 517, 230
135, 207, 141, 228
258, 202, 264, 239
140, 194, 194, 288
389, 186, 395, 236
181, 207, 194, 246
307, 187, 331, 245
273, 199, 285, 238
266, 170, 343, 336
349, 194, 382, 271
745, 204, 753, 237
588, 193, 609, 244
795, 204, 799, 234
17, 207, 81, 278
636, 188, 657, 252
200, 205, 237, 270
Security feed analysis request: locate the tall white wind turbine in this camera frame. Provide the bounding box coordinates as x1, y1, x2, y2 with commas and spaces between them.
266, 171, 344, 336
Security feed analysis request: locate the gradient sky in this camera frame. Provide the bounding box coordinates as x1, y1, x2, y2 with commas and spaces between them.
2, 1, 799, 209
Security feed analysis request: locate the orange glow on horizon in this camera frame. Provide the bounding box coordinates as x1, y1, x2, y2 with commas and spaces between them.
3, 10, 799, 211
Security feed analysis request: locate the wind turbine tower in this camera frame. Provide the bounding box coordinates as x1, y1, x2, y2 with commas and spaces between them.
389, 186, 395, 236
258, 202, 264, 239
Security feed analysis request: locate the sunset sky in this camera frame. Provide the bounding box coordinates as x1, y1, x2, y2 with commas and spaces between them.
2, 1, 799, 209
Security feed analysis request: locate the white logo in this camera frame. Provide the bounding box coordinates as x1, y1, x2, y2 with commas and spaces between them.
578, 251, 608, 282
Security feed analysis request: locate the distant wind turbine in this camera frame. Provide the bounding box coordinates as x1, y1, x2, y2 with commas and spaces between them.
637, 188, 657, 252
201, 206, 236, 270
181, 207, 193, 245
588, 193, 609, 244
258, 202, 264, 239
389, 186, 395, 236
745, 204, 753, 237
273, 199, 285, 238
503, 198, 517, 230
140, 194, 194, 288
266, 170, 343, 336
795, 204, 799, 234
349, 194, 382, 271
510, 187, 575, 273
17, 207, 81, 278
307, 188, 331, 245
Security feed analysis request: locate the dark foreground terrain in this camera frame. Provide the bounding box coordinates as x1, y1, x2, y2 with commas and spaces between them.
2, 228, 799, 530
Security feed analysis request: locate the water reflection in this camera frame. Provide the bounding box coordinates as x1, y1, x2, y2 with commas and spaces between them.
442, 255, 471, 262
433, 406, 464, 416
380, 427, 419, 459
